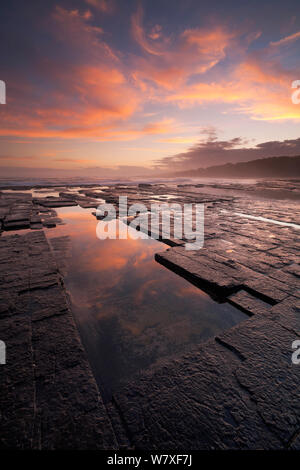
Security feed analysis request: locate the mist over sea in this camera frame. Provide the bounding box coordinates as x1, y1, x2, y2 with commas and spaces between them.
0, 176, 262, 187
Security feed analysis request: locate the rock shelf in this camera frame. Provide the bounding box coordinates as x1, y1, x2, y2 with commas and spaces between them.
0, 181, 299, 449
0, 231, 117, 449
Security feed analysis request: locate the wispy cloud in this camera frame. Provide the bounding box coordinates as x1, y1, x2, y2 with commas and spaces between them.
0, 6, 140, 140
270, 31, 300, 46
131, 6, 234, 89
163, 57, 300, 121
85, 0, 115, 14
0, 155, 38, 160
1, 2, 300, 174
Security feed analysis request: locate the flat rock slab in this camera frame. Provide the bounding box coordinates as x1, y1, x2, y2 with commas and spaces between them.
228, 290, 272, 315
113, 300, 300, 450
3, 220, 30, 230
156, 229, 298, 303
4, 213, 31, 230
0, 231, 117, 449
33, 198, 77, 208
1, 182, 299, 450
106, 183, 300, 450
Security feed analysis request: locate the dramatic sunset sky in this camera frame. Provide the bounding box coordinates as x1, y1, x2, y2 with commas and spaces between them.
0, 0, 300, 177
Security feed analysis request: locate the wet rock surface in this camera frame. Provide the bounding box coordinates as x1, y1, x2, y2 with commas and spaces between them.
0, 231, 117, 449
113, 304, 299, 450
102, 181, 300, 449
0, 180, 299, 449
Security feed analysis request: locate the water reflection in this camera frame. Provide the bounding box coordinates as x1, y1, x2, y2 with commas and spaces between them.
47, 207, 246, 401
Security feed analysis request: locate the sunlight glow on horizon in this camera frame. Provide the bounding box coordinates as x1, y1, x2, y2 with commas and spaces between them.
0, 0, 299, 176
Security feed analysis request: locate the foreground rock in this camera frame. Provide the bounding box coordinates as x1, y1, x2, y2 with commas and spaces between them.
106, 182, 300, 449
0, 181, 299, 450
0, 231, 117, 449
113, 298, 300, 449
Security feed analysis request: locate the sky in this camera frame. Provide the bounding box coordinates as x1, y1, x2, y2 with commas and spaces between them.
0, 0, 300, 177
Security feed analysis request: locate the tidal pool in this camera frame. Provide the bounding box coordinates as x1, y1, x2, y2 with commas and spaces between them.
47, 206, 247, 401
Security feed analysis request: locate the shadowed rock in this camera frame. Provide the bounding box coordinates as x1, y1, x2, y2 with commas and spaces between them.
0, 231, 118, 449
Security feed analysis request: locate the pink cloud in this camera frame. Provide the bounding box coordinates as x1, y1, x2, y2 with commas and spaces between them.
1, 3, 299, 154
85, 0, 115, 14
270, 31, 300, 46
131, 6, 235, 89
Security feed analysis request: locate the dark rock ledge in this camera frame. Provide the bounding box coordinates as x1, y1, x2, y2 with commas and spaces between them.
110, 201, 300, 449
0, 231, 118, 449
0, 184, 299, 450
112, 297, 300, 450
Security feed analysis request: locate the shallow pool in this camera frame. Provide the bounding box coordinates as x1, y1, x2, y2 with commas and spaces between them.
46, 206, 247, 401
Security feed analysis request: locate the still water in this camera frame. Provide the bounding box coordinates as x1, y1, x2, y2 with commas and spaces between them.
47, 206, 246, 401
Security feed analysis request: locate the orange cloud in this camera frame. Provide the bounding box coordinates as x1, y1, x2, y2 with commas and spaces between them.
53, 6, 104, 37
131, 6, 234, 90
142, 119, 174, 134
0, 6, 183, 143
148, 25, 162, 41
131, 5, 165, 56
85, 0, 115, 14
157, 136, 196, 144
270, 31, 300, 47
54, 158, 97, 164
163, 57, 300, 121
129, 7, 300, 122
1, 2, 299, 155
0, 155, 38, 160
0, 7, 141, 140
